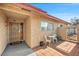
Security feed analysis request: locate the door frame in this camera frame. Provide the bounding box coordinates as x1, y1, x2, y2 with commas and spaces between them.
8, 22, 24, 43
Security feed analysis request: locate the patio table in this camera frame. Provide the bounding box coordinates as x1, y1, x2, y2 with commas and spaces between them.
48, 35, 57, 43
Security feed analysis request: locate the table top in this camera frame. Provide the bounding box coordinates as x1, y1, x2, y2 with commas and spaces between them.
48, 35, 54, 38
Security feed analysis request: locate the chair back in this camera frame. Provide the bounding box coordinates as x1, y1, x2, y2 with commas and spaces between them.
53, 34, 57, 38
44, 35, 48, 41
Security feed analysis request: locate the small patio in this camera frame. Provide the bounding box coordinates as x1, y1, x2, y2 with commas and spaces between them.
1, 39, 79, 56
33, 41, 79, 56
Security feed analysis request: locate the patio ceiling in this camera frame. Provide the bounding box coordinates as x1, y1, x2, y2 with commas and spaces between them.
0, 4, 31, 16
2, 10, 28, 21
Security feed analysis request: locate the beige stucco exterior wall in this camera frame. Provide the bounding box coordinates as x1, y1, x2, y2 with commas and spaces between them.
57, 22, 68, 41
24, 17, 32, 47
0, 10, 8, 55
30, 14, 67, 48
57, 26, 67, 40
76, 25, 79, 42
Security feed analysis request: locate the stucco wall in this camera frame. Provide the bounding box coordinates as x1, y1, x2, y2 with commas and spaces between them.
0, 10, 8, 55
30, 14, 67, 48
57, 27, 67, 40
76, 25, 79, 42
24, 17, 32, 47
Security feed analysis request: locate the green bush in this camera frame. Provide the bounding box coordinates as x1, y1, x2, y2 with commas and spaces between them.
56, 33, 63, 41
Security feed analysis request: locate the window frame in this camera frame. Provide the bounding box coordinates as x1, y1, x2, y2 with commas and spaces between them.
40, 21, 48, 31
47, 23, 54, 31
40, 21, 54, 31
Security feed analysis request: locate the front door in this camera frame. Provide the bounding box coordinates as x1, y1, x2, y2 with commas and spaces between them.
9, 22, 23, 43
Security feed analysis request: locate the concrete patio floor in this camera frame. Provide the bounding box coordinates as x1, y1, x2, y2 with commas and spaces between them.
33, 41, 79, 56
2, 42, 37, 56
2, 41, 79, 56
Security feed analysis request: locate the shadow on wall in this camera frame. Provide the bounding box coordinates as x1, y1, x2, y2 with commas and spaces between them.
0, 10, 8, 55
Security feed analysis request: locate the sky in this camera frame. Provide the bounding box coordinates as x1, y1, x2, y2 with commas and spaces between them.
31, 3, 79, 22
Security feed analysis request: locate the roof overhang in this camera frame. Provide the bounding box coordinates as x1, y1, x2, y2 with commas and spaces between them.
8, 3, 70, 24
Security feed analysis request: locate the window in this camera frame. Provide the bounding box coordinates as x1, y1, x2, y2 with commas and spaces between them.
41, 21, 48, 31
54, 24, 58, 30
41, 21, 54, 31
47, 23, 54, 31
